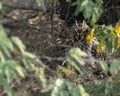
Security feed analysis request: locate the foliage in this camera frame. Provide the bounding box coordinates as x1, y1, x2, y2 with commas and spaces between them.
58, 48, 88, 79
0, 21, 46, 96
0, 25, 32, 96
0, 1, 47, 95
36, 0, 46, 12
39, 0, 120, 95
0, 1, 5, 15
35, 0, 120, 96
68, 48, 87, 73
42, 48, 120, 96
83, 78, 120, 96
89, 60, 120, 96
68, 0, 103, 25
41, 76, 89, 96
85, 22, 120, 57
41, 0, 120, 95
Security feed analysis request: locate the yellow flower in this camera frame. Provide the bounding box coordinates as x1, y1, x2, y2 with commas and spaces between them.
115, 21, 120, 37
117, 37, 120, 48
97, 43, 105, 54
86, 28, 94, 44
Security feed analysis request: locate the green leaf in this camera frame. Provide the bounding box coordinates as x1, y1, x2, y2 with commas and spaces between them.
37, 68, 47, 88
51, 78, 65, 96
22, 57, 30, 69
0, 25, 6, 37
111, 84, 120, 96
81, 0, 94, 19
11, 37, 25, 55
0, 29, 13, 58
2, 37, 13, 52
73, 0, 103, 26
41, 84, 54, 93
69, 48, 87, 57
23, 51, 36, 59
0, 2, 5, 15
1, 45, 11, 58
66, 81, 74, 91
60, 90, 69, 96
15, 64, 25, 78
113, 72, 120, 82
110, 60, 120, 73
72, 88, 80, 96
0, 75, 16, 96
5, 65, 13, 83
0, 2, 3, 10
68, 59, 82, 73
78, 84, 89, 96
36, 0, 46, 12
100, 62, 109, 72
69, 48, 87, 66
0, 50, 5, 62
66, 0, 71, 2
0, 60, 22, 84
74, 0, 81, 16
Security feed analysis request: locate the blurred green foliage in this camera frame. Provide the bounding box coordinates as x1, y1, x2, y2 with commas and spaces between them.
36, 0, 46, 12
69, 0, 103, 25
41, 76, 89, 96
0, 24, 47, 96
0, 0, 120, 96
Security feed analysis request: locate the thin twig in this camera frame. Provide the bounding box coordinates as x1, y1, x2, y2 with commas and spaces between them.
38, 55, 68, 62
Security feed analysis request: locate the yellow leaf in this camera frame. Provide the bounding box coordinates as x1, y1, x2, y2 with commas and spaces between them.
115, 21, 120, 37
13, 47, 21, 55
86, 28, 94, 44
78, 84, 89, 96
59, 66, 76, 80
117, 37, 120, 48
97, 43, 105, 54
